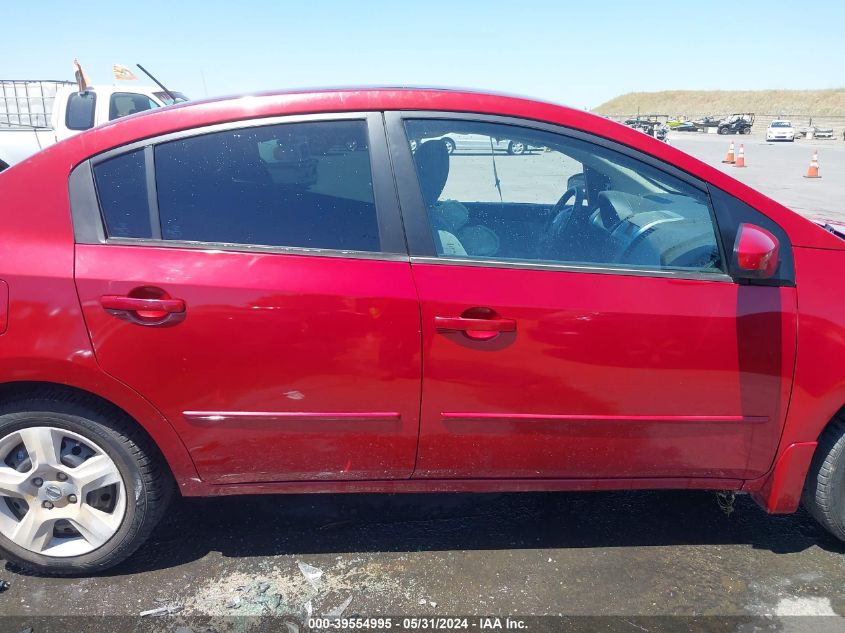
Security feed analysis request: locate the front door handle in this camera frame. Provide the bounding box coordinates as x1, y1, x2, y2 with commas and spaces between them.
435, 308, 517, 342
100, 294, 186, 327
435, 316, 516, 333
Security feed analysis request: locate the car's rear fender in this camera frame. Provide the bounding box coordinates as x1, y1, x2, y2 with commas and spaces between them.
0, 368, 201, 495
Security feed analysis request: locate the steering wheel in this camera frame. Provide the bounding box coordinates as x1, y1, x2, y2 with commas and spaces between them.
548, 185, 585, 235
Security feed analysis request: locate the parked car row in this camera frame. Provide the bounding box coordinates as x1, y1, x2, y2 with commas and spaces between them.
667, 113, 754, 135
622, 118, 668, 142
656, 114, 842, 141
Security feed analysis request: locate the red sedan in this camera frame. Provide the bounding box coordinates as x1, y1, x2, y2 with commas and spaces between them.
0, 88, 844, 575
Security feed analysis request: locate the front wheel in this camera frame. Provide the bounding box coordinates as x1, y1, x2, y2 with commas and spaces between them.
0, 395, 171, 575
803, 417, 845, 542
718, 127, 728, 135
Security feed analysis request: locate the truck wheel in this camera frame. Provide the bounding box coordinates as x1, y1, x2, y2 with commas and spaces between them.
0, 394, 171, 575
803, 417, 845, 542
741, 128, 751, 135
718, 127, 727, 135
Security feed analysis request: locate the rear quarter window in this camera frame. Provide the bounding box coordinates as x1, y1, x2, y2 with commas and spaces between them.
92, 149, 151, 238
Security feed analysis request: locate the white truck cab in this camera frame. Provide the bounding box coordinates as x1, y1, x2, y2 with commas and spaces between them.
1, 81, 187, 171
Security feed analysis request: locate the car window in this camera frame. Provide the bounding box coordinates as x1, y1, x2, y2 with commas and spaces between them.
108, 93, 159, 120
92, 149, 152, 238
92, 120, 380, 252
65, 92, 96, 131
404, 119, 722, 273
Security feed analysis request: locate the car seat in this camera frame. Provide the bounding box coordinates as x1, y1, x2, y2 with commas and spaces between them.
414, 140, 499, 257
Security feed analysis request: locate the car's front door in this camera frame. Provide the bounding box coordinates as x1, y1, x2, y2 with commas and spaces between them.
72, 114, 421, 484
387, 113, 797, 481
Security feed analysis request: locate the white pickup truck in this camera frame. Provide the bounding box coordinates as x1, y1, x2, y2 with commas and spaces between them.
0, 80, 187, 171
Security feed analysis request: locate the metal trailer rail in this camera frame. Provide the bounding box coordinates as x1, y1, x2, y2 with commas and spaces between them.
0, 80, 75, 128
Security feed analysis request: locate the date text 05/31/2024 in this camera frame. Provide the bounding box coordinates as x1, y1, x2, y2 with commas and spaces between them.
307, 617, 529, 630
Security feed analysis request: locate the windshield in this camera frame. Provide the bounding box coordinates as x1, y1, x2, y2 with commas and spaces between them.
153, 91, 189, 105
771, 121, 791, 128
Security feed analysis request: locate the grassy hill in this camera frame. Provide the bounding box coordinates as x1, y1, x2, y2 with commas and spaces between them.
593, 89, 845, 116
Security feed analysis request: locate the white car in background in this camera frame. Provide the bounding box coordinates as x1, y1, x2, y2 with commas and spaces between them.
411, 133, 536, 155
766, 120, 795, 142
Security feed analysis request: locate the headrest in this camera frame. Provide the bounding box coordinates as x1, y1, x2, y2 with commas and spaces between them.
415, 140, 449, 206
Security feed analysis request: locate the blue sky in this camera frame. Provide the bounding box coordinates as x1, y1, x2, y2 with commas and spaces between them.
3, 0, 843, 109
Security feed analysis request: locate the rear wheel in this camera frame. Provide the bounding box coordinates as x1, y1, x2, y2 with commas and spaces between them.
803, 417, 845, 542
718, 127, 728, 135
0, 395, 170, 575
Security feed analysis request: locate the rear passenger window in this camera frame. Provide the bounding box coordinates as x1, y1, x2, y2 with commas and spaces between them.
405, 119, 722, 273
155, 120, 379, 251
93, 149, 151, 238
91, 120, 380, 252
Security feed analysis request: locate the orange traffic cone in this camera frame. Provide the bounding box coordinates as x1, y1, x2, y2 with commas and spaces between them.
722, 142, 736, 164
804, 151, 821, 178
734, 144, 746, 168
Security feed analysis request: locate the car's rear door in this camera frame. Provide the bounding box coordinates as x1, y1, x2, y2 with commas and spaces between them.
70, 113, 422, 484
386, 112, 797, 481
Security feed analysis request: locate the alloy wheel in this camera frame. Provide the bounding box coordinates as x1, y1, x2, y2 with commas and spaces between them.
0, 426, 126, 557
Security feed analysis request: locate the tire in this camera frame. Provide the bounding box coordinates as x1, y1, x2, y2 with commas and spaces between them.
718, 127, 728, 135
741, 128, 751, 135
803, 416, 845, 542
442, 138, 456, 154
0, 393, 171, 575
507, 141, 526, 155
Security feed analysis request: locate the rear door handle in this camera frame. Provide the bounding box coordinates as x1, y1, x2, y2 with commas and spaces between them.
435, 316, 516, 333
100, 295, 186, 327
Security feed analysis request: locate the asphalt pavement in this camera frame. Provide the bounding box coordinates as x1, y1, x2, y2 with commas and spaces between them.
668, 131, 845, 222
